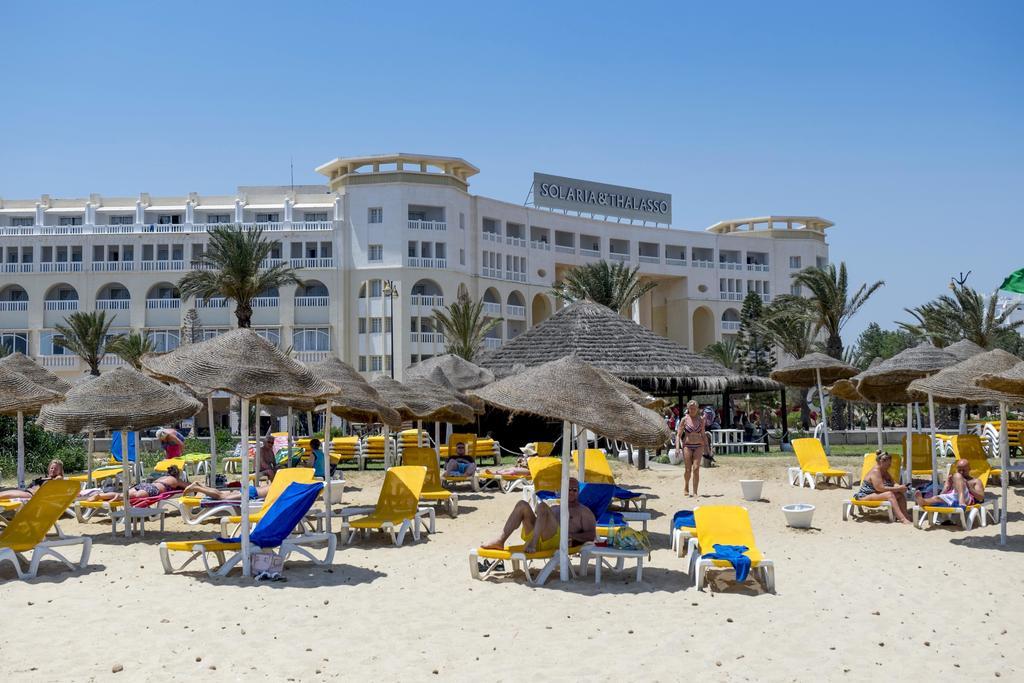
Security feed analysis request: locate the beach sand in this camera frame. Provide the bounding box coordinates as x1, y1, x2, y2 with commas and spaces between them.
1, 456, 1020, 682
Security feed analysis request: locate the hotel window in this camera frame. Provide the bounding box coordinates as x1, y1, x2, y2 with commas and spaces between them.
358, 318, 367, 334
368, 207, 383, 224
369, 356, 383, 372
292, 327, 330, 352
59, 216, 83, 226
460, 249, 465, 266
253, 327, 281, 347
207, 214, 232, 224
816, 256, 828, 269
0, 332, 28, 355
40, 332, 68, 356
11, 216, 33, 227
110, 215, 134, 225
370, 279, 383, 298
304, 212, 328, 222
789, 256, 801, 269
459, 213, 465, 230
790, 284, 802, 296
146, 330, 180, 353
201, 328, 227, 341
255, 213, 279, 223
368, 244, 383, 262
358, 356, 367, 372
158, 215, 182, 225
370, 318, 382, 334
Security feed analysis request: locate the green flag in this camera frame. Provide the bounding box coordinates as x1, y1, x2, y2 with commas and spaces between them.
999, 268, 1024, 294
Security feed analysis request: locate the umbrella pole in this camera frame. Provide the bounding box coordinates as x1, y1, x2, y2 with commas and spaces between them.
134, 431, 142, 484
999, 402, 1008, 546
87, 432, 94, 487
207, 397, 217, 485
16, 411, 25, 489
577, 429, 588, 482
417, 420, 423, 447
815, 368, 830, 454
558, 420, 571, 582
433, 422, 441, 459
958, 404, 967, 434
120, 430, 131, 539
928, 394, 938, 489
307, 411, 314, 438
905, 403, 913, 485
287, 407, 294, 468
240, 397, 251, 577
875, 403, 883, 450
324, 401, 333, 535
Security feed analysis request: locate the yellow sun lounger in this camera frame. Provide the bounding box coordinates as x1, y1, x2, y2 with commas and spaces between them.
402, 447, 459, 518
338, 466, 427, 546
842, 453, 904, 521
469, 543, 586, 585
571, 449, 647, 510
216, 467, 318, 535
792, 438, 851, 489
900, 433, 934, 479
175, 467, 313, 528
685, 505, 775, 592
66, 466, 124, 486
913, 468, 999, 530
950, 435, 1002, 482
74, 493, 181, 535
0, 480, 92, 580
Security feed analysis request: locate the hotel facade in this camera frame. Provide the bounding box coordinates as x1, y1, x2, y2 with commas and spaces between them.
0, 153, 831, 379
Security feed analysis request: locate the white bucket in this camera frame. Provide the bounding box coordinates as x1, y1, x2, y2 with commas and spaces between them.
782, 503, 815, 528
668, 448, 684, 465
739, 479, 764, 501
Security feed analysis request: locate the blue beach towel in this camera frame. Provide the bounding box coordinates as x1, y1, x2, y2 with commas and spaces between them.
579, 483, 625, 528
217, 481, 323, 548
109, 431, 137, 462
672, 510, 696, 529
613, 486, 641, 500
703, 544, 751, 582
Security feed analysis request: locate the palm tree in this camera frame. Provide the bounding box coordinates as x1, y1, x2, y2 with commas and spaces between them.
53, 310, 117, 376
432, 292, 503, 361
791, 262, 884, 359
106, 331, 155, 370
757, 295, 819, 360
701, 337, 740, 370
899, 284, 1022, 348
177, 224, 301, 328
550, 260, 657, 314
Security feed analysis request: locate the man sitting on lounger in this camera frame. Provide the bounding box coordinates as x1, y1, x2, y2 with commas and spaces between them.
915, 459, 985, 508
852, 451, 912, 524
444, 441, 477, 478
81, 465, 187, 502
181, 481, 271, 501
482, 477, 596, 553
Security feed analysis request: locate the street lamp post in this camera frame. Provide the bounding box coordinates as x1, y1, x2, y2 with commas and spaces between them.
383, 280, 398, 378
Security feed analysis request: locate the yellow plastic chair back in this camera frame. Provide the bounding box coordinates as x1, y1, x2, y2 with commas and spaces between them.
792, 438, 831, 471
260, 468, 316, 513
532, 441, 555, 457
400, 448, 446, 494
447, 433, 478, 457
570, 449, 616, 484
693, 505, 763, 562
376, 466, 427, 518
0, 480, 79, 553
950, 434, 988, 469
528, 457, 562, 492
859, 452, 902, 483
154, 458, 186, 473
900, 433, 932, 470
945, 460, 992, 485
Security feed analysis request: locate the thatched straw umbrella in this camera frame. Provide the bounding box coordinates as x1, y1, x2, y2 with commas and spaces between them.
37, 367, 201, 537
471, 355, 670, 581
405, 353, 495, 390
942, 339, 986, 362
0, 352, 72, 394
975, 360, 1024, 546
0, 366, 64, 488
370, 376, 476, 424
141, 328, 337, 573
855, 343, 959, 484
770, 353, 858, 453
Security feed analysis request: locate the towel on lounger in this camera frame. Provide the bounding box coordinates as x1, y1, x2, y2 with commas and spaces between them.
672, 510, 695, 529
703, 544, 751, 582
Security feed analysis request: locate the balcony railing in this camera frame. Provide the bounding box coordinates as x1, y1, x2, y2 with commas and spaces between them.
580, 248, 601, 258
39, 226, 84, 236
44, 300, 79, 311
503, 272, 527, 283
482, 302, 502, 316
608, 252, 629, 262
692, 259, 715, 269
195, 297, 229, 309
96, 299, 131, 310
482, 232, 502, 243
0, 301, 29, 312
2, 263, 33, 273
665, 257, 687, 267
554, 245, 576, 255
505, 236, 527, 248
638, 255, 660, 264
722, 321, 741, 331
530, 240, 551, 251
406, 257, 447, 269
293, 351, 330, 362
483, 337, 503, 349
410, 295, 444, 308
718, 261, 743, 271
407, 220, 446, 231
39, 355, 77, 368
251, 297, 279, 308
259, 258, 285, 269
289, 257, 334, 269
140, 260, 185, 272
146, 298, 181, 309
295, 296, 329, 307
100, 355, 127, 366
92, 261, 135, 272
0, 221, 335, 237
482, 267, 502, 279
506, 305, 526, 318
40, 262, 83, 273
747, 263, 769, 272
410, 332, 445, 344
719, 292, 743, 301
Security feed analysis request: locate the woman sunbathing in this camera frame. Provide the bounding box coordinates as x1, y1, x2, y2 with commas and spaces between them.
181, 482, 271, 501
0, 460, 65, 500
81, 465, 187, 502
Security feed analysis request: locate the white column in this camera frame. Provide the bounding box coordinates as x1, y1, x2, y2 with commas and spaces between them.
185, 200, 195, 225
999, 403, 1008, 546
239, 398, 251, 576
875, 403, 884, 450
323, 401, 333, 534
904, 403, 913, 485
135, 200, 145, 225
207, 397, 218, 485
577, 429, 588, 482
120, 430, 132, 538
816, 368, 830, 453
927, 394, 938, 488
234, 199, 244, 224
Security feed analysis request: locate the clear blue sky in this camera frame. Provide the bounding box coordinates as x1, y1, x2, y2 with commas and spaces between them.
2, 1, 1021, 343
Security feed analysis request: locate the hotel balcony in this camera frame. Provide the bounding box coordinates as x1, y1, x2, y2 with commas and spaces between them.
505, 236, 527, 248
530, 240, 551, 251
747, 263, 769, 272
40, 262, 84, 273
608, 252, 630, 263
293, 350, 330, 362
722, 320, 741, 331
482, 232, 502, 244
295, 296, 329, 307
407, 220, 446, 231
140, 260, 185, 272
579, 248, 601, 258
410, 295, 444, 314
506, 305, 526, 319
406, 257, 447, 269
665, 257, 687, 267
0, 301, 29, 312
482, 302, 502, 316
503, 272, 526, 283
44, 300, 79, 312
100, 355, 128, 367
554, 245, 575, 255
481, 267, 502, 279
2, 263, 34, 273
718, 260, 743, 271
0, 221, 334, 237
482, 337, 503, 350
289, 257, 334, 269
251, 297, 280, 308
39, 354, 77, 368
96, 299, 131, 310
92, 261, 135, 272
145, 298, 181, 310
195, 297, 229, 309
719, 292, 743, 301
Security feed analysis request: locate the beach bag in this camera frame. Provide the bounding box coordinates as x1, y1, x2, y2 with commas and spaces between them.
607, 527, 651, 552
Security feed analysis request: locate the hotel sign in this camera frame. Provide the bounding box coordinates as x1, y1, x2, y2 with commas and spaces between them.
533, 172, 672, 223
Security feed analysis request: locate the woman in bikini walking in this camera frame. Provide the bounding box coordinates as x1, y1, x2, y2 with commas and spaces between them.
676, 400, 706, 497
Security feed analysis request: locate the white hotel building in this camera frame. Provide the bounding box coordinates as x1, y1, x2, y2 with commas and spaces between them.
0, 152, 831, 379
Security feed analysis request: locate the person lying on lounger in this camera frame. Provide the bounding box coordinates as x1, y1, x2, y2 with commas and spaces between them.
181, 481, 271, 501
481, 477, 596, 553
444, 441, 477, 477
0, 459, 64, 501
81, 465, 187, 502
915, 459, 985, 508
851, 451, 912, 523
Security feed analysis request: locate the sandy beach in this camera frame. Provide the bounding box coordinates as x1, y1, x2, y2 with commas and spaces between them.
1, 456, 1019, 682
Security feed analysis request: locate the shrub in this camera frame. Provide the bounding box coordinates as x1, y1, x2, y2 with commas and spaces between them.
182, 428, 238, 457
0, 415, 87, 477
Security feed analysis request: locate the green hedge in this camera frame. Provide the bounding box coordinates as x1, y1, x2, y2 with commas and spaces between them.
0, 415, 87, 478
